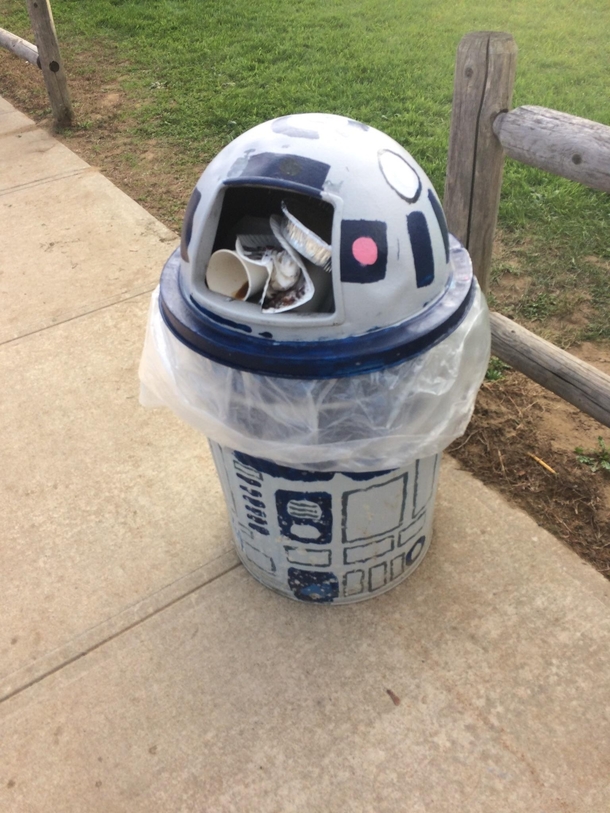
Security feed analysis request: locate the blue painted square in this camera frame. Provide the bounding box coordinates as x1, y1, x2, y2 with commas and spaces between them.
276, 490, 333, 545
288, 568, 339, 602
340, 220, 388, 283
237, 152, 330, 192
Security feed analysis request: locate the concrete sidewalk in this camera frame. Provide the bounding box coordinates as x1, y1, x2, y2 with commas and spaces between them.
1, 97, 609, 812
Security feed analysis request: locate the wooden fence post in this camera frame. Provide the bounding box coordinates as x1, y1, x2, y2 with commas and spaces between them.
25, 0, 73, 127
443, 31, 517, 293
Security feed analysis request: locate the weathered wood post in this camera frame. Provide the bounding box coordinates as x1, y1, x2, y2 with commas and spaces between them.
443, 32, 610, 428
25, 0, 73, 127
443, 31, 517, 293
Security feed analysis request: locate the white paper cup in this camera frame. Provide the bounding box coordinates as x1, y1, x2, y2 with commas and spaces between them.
206, 250, 269, 300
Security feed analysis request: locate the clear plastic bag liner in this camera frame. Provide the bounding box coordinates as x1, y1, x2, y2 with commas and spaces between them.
139, 285, 490, 472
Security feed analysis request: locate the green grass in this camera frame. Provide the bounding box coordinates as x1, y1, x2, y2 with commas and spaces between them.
575, 437, 610, 475
485, 357, 511, 382
1, 0, 609, 339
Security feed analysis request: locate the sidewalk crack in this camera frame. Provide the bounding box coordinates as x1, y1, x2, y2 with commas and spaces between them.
0, 556, 241, 706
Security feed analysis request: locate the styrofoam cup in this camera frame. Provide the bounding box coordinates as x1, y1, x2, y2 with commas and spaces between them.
206, 250, 269, 300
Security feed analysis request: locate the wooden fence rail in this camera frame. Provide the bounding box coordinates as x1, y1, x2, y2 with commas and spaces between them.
0, 27, 39, 66
0, 0, 72, 127
444, 31, 610, 430
491, 313, 610, 428
494, 106, 610, 194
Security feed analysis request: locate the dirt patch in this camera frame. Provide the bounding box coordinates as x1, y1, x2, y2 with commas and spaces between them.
584, 255, 610, 272
0, 47, 204, 232
449, 370, 610, 576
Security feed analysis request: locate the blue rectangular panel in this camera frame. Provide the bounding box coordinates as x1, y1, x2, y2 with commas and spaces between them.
236, 152, 330, 192
276, 490, 333, 545
340, 220, 388, 283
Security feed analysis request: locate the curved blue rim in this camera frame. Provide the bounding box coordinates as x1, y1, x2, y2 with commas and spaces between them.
158, 250, 475, 379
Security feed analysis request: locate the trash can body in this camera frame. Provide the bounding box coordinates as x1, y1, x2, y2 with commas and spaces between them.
210, 443, 440, 603
139, 113, 491, 604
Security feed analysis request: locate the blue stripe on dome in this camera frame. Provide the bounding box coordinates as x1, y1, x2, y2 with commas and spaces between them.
407, 211, 435, 289
158, 250, 474, 380
427, 189, 450, 263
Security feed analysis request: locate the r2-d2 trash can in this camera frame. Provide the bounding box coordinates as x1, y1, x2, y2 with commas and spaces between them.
139, 113, 491, 604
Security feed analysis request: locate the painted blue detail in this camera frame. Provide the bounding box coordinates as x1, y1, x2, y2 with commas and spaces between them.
408, 211, 435, 288
406, 536, 425, 566
247, 513, 266, 524
390, 553, 405, 580
343, 570, 365, 595
428, 189, 450, 263
343, 469, 394, 481
247, 512, 266, 523
275, 490, 333, 545
368, 562, 388, 591
249, 523, 270, 535
235, 451, 393, 484
287, 568, 339, 602
180, 187, 201, 262
243, 496, 265, 508
159, 249, 474, 379
245, 507, 265, 518
259, 332, 273, 339
398, 521, 424, 548
342, 535, 395, 565
340, 220, 388, 283
412, 455, 438, 518
234, 451, 336, 482
225, 152, 330, 196
284, 546, 332, 568
239, 485, 262, 498
235, 472, 261, 488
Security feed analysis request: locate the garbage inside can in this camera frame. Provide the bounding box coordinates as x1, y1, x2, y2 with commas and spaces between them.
139, 113, 490, 603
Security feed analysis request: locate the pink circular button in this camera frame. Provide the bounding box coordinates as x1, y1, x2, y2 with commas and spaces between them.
352, 236, 378, 266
